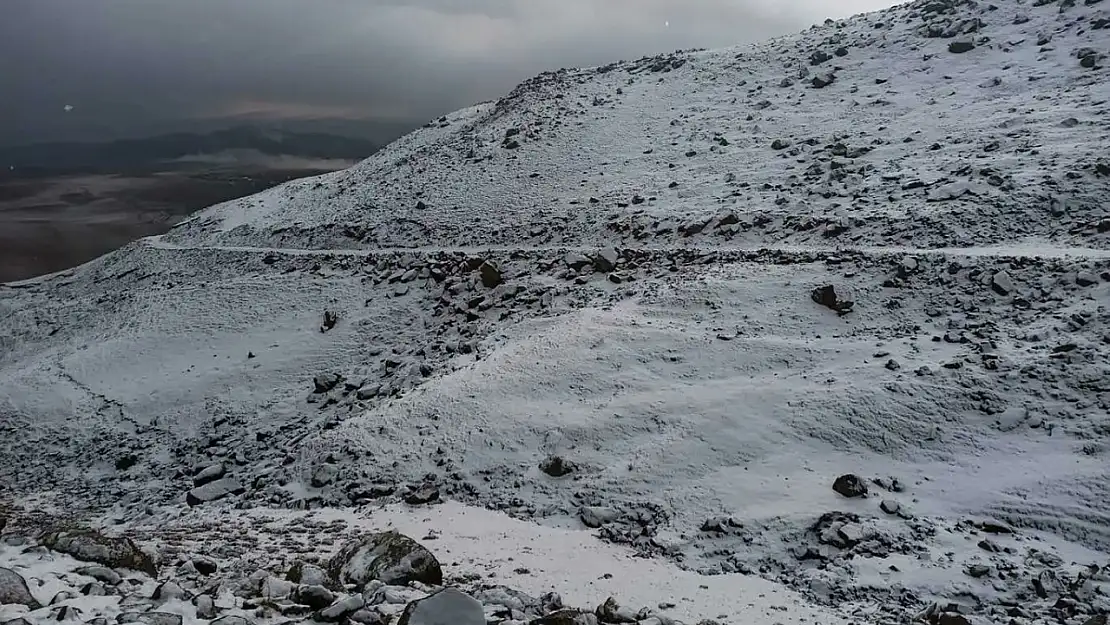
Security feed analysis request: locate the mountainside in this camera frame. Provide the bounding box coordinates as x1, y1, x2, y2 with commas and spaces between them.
2, 1, 1109, 624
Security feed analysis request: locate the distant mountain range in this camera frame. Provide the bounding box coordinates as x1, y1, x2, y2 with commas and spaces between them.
0, 123, 413, 176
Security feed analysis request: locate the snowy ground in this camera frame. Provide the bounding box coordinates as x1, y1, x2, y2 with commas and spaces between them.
2, 0, 1110, 623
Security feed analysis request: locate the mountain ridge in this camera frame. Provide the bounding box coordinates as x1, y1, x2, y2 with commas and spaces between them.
1, 1, 1109, 624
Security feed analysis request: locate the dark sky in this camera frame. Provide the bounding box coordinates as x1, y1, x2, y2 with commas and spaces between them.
1, 0, 893, 145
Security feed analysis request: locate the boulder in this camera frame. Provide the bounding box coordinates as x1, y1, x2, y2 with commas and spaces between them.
397, 588, 485, 625
811, 285, 854, 315
295, 585, 336, 610
832, 474, 869, 498
327, 531, 443, 587
314, 373, 344, 393
193, 464, 226, 487
286, 561, 328, 586
0, 567, 40, 609
593, 248, 619, 273
76, 566, 121, 585
317, 595, 366, 622
116, 613, 182, 625
186, 478, 244, 507
530, 610, 599, 625
479, 262, 503, 288
42, 530, 157, 576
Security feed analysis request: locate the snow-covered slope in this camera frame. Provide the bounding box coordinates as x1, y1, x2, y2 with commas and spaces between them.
2, 0, 1109, 623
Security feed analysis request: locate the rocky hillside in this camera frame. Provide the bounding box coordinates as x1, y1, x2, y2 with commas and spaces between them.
1, 0, 1109, 624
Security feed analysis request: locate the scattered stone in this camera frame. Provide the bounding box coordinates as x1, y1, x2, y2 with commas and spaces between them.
286, 562, 328, 586
192, 463, 226, 487
152, 581, 185, 603
117, 613, 183, 625
530, 610, 599, 625
479, 262, 503, 288
404, 485, 440, 505
76, 566, 121, 585
0, 567, 40, 609
397, 588, 485, 625
186, 478, 245, 507
833, 474, 869, 498
296, 585, 336, 610
811, 73, 836, 88
192, 558, 217, 576
579, 507, 620, 528
880, 500, 900, 514
965, 564, 991, 578
194, 595, 216, 619
771, 139, 792, 150
949, 40, 975, 53
211, 618, 252, 625
811, 285, 855, 315
314, 373, 344, 393
41, 530, 157, 576
327, 531, 443, 587
596, 597, 638, 623
991, 271, 1015, 296
975, 519, 1014, 534
318, 595, 366, 622
539, 455, 577, 477
593, 248, 619, 273
1076, 271, 1098, 286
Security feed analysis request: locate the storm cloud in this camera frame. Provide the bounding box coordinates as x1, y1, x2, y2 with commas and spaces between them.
1, 0, 896, 144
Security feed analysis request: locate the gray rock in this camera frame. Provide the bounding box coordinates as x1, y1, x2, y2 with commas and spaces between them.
479, 262, 503, 288
286, 562, 328, 586
312, 463, 339, 487
595, 597, 638, 623
530, 610, 599, 625
1076, 271, 1099, 286
539, 455, 577, 477
880, 500, 900, 515
350, 610, 384, 625
193, 463, 226, 487
42, 531, 157, 576
192, 558, 217, 576
318, 595, 366, 622
211, 618, 253, 625
949, 40, 975, 53
991, 271, 1015, 296
296, 585, 336, 610
327, 531, 443, 587
152, 581, 185, 603
314, 373, 344, 393
565, 253, 592, 271
593, 248, 619, 273
77, 566, 121, 585
0, 567, 40, 609
579, 507, 620, 528
186, 477, 244, 507
116, 613, 182, 625
194, 594, 216, 619
398, 588, 484, 625
811, 285, 854, 315
832, 474, 868, 498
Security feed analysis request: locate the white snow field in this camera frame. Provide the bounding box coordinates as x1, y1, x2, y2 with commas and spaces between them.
2, 0, 1109, 623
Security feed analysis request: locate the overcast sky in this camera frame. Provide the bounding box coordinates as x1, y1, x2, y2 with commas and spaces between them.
1, 0, 895, 145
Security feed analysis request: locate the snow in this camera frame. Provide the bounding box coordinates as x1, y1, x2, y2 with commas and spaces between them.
2, 0, 1110, 623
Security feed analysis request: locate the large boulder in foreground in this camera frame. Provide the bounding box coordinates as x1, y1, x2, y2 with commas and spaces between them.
0, 567, 40, 609
327, 531, 442, 587
41, 530, 156, 576
398, 588, 484, 625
